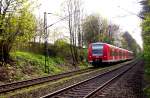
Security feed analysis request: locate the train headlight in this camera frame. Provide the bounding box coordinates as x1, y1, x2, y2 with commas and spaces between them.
103, 56, 107, 59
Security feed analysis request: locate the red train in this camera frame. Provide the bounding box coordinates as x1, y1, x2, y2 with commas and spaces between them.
88, 42, 133, 66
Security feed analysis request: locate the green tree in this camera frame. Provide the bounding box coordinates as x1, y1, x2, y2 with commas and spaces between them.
0, 0, 37, 64
54, 39, 70, 58
82, 14, 107, 46
142, 16, 150, 60
122, 31, 141, 56
140, 1, 150, 96
141, 0, 150, 60
82, 14, 118, 46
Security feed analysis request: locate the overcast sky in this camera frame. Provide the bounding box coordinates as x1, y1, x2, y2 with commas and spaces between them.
35, 0, 143, 48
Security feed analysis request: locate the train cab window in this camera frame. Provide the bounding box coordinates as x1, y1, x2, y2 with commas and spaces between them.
92, 44, 103, 56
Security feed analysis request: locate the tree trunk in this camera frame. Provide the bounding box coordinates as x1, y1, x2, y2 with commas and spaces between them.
0, 41, 11, 63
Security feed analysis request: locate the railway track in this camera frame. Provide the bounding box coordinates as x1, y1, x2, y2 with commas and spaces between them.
41, 60, 138, 98
90, 60, 144, 98
0, 67, 95, 94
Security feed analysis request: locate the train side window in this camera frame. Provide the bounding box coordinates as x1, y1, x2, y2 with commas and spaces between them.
117, 50, 119, 56
113, 49, 115, 56
114, 49, 117, 56
112, 48, 115, 56
115, 50, 116, 56
110, 48, 113, 56
117, 50, 118, 56
119, 51, 121, 56
121, 51, 122, 56
111, 49, 113, 56
120, 51, 121, 56
110, 48, 111, 56
123, 52, 125, 57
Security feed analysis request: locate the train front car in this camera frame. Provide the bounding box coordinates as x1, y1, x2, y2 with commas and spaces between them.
88, 42, 134, 67
88, 43, 105, 66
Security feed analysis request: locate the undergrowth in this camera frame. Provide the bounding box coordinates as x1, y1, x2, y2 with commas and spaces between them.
0, 50, 89, 84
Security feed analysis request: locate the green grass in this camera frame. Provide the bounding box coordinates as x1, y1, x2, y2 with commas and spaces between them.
144, 61, 150, 97
10, 51, 70, 80
0, 51, 89, 82
12, 51, 68, 73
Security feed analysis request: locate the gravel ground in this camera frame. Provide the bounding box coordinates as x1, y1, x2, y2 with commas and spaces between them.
91, 60, 145, 98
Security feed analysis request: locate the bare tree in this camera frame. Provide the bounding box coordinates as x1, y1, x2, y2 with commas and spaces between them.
35, 18, 45, 43
82, 14, 108, 45
63, 0, 83, 66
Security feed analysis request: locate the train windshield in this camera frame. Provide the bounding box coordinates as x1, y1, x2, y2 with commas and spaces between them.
92, 44, 103, 56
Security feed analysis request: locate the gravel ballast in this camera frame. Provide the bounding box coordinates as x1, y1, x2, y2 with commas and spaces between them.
91, 60, 145, 98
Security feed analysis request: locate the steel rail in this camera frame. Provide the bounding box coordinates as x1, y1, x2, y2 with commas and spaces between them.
84, 60, 140, 98
41, 60, 137, 98
0, 67, 94, 94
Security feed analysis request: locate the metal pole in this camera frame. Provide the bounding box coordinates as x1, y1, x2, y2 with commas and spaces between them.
43, 11, 79, 73
44, 12, 47, 73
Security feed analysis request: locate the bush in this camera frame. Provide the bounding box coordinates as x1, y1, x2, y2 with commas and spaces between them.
53, 39, 71, 59
13, 39, 87, 64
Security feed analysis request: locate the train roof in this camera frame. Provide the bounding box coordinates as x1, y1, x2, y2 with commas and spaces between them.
91, 42, 133, 53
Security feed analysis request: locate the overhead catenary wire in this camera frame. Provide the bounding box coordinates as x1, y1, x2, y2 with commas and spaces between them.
117, 6, 145, 20
46, 10, 80, 29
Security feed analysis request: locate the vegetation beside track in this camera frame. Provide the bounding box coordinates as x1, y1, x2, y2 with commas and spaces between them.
0, 61, 131, 98
0, 51, 89, 84
141, 0, 150, 97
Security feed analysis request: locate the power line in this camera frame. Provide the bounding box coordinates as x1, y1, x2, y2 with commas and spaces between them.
112, 15, 129, 18
117, 6, 145, 20
46, 10, 79, 29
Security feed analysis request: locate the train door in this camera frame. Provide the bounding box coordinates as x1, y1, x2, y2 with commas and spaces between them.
102, 44, 109, 61
109, 46, 113, 61
112, 47, 115, 62
114, 48, 118, 62
88, 44, 92, 62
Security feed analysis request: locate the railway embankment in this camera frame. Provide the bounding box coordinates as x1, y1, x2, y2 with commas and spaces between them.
0, 61, 131, 98
0, 51, 89, 85
40, 59, 138, 98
